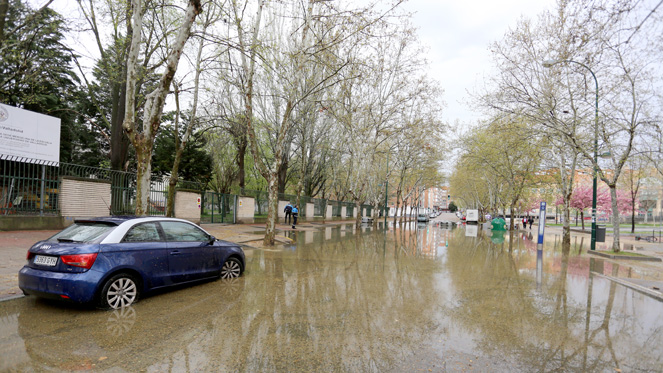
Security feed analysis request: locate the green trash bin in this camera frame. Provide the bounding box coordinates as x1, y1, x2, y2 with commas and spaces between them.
596, 225, 606, 242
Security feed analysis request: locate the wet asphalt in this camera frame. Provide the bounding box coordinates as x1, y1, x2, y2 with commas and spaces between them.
2, 222, 663, 372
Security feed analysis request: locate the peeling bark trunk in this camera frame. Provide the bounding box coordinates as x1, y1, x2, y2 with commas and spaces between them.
124, 0, 201, 216
355, 200, 362, 228
562, 204, 571, 247
263, 177, 279, 245
135, 146, 152, 216
610, 186, 620, 252
631, 205, 635, 234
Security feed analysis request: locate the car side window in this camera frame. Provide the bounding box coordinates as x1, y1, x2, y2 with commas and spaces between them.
160, 221, 209, 242
122, 222, 162, 243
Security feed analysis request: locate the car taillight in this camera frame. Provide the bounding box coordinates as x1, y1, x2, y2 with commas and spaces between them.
27, 251, 35, 261
60, 253, 98, 269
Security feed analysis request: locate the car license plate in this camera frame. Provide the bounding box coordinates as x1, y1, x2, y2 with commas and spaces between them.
34, 255, 58, 266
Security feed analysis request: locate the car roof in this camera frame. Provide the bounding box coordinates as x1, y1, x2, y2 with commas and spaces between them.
74, 216, 193, 226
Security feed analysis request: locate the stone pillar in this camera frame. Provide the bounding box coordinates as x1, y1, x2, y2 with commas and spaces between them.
305, 230, 314, 244
174, 190, 201, 224
60, 177, 111, 218
278, 200, 289, 218
341, 206, 347, 219
237, 197, 255, 224
353, 205, 358, 218
306, 203, 314, 219
326, 204, 333, 219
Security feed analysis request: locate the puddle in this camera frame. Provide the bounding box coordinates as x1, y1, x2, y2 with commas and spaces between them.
2, 224, 662, 371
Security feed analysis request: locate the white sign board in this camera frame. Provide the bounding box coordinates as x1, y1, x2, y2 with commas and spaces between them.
466, 209, 479, 222
0, 104, 61, 163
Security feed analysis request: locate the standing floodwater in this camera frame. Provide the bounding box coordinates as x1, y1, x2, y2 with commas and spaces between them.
1, 223, 662, 371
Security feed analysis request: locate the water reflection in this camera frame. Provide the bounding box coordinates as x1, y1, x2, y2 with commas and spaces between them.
0, 225, 661, 371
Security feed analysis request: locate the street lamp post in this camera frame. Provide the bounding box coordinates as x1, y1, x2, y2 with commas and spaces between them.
543, 59, 599, 251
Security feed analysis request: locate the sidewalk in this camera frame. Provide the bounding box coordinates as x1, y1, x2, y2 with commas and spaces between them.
541, 224, 663, 254
0, 220, 355, 301
526, 224, 663, 297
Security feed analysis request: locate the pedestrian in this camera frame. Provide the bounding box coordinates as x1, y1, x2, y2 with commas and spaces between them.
528, 216, 533, 229
522, 217, 527, 230
291, 205, 299, 229
284, 202, 293, 224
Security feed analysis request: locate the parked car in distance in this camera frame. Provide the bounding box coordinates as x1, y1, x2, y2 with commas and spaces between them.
19, 217, 245, 309
417, 213, 430, 222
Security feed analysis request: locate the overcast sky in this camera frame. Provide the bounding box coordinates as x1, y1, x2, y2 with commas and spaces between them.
400, 0, 556, 127
51, 0, 556, 127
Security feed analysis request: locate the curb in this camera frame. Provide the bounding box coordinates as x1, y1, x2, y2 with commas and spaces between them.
0, 294, 25, 303
588, 250, 662, 262
591, 271, 663, 302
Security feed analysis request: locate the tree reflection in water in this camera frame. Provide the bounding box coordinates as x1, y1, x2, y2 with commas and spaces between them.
447, 230, 663, 371
2, 224, 662, 371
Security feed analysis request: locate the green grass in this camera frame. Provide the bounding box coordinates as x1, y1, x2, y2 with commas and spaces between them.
600, 250, 647, 257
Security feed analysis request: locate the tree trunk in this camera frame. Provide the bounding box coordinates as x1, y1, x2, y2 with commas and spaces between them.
610, 186, 620, 252
0, 0, 9, 43
110, 82, 130, 214
166, 175, 177, 217
581, 211, 585, 231
509, 202, 516, 230
355, 200, 362, 228
393, 199, 400, 225
263, 176, 279, 245
237, 137, 246, 188
631, 197, 636, 234
134, 143, 152, 216
575, 210, 578, 226
277, 158, 288, 194
562, 203, 571, 247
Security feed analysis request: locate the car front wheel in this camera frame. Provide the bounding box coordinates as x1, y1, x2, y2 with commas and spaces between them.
220, 257, 242, 279
99, 273, 140, 309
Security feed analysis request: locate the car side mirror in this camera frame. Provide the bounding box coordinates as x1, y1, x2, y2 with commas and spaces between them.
208, 235, 216, 244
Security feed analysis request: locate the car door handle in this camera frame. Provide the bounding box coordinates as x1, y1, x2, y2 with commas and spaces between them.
170, 250, 182, 255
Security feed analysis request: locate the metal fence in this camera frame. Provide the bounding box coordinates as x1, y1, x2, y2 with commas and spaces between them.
239, 189, 381, 220
201, 192, 236, 223
1, 156, 204, 216
1, 156, 381, 221
1, 157, 60, 215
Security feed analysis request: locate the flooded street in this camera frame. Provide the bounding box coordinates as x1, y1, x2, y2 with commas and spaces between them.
1, 223, 663, 372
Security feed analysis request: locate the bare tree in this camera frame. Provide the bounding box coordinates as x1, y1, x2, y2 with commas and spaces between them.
123, 0, 202, 215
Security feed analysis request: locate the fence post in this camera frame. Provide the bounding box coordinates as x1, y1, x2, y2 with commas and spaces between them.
234, 194, 238, 224
39, 165, 46, 216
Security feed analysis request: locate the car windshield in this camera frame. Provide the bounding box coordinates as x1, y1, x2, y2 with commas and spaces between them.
49, 222, 116, 243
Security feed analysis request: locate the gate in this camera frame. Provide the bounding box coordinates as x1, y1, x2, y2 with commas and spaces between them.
201, 192, 236, 223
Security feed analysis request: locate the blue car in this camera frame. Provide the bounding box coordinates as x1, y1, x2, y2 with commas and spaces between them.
19, 217, 245, 309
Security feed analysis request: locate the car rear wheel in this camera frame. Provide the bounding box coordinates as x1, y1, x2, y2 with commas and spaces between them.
99, 273, 140, 309
220, 257, 242, 279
